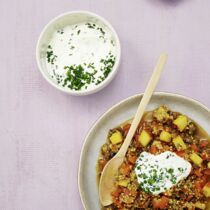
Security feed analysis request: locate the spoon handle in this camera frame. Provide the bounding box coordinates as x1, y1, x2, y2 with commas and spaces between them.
117, 54, 167, 157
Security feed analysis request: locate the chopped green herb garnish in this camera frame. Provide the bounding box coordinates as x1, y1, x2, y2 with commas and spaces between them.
63, 65, 97, 90
46, 46, 57, 65
57, 29, 64, 34
86, 23, 95, 29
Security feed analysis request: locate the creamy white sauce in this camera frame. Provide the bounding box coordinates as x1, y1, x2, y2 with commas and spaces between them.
135, 151, 192, 195
45, 22, 117, 91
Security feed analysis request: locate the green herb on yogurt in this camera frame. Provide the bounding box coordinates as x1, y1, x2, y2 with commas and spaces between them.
98, 27, 105, 35
95, 53, 116, 85
86, 23, 96, 29
46, 45, 57, 65
57, 29, 64, 34
52, 69, 63, 84
111, 39, 115, 46
63, 65, 97, 90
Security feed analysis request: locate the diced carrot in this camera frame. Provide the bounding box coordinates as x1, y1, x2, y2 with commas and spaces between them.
195, 176, 208, 192
204, 169, 210, 175
128, 154, 137, 164
150, 145, 158, 154
202, 175, 209, 185
152, 196, 169, 209
199, 140, 209, 148
119, 163, 132, 176
175, 150, 185, 157
194, 168, 203, 177
195, 180, 203, 192
201, 152, 209, 160
111, 189, 122, 197
191, 144, 199, 152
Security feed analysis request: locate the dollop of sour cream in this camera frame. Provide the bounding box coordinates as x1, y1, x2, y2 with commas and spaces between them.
134, 151, 192, 195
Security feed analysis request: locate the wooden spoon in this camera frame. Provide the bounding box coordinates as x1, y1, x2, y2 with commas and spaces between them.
99, 54, 168, 206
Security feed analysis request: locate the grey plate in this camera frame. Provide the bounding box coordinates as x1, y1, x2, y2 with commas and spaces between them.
78, 92, 210, 210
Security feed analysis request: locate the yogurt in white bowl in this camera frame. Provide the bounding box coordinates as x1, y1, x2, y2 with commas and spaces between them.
36, 11, 121, 95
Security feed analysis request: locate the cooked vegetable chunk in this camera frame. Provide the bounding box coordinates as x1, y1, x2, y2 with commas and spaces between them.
195, 202, 206, 209
153, 106, 169, 122
150, 141, 162, 154
152, 196, 169, 209
117, 179, 129, 187
173, 115, 188, 131
152, 140, 162, 146
138, 130, 152, 147
190, 153, 203, 166
119, 163, 132, 176
172, 136, 187, 150
110, 130, 123, 144
202, 182, 210, 197
160, 131, 171, 142
208, 162, 210, 168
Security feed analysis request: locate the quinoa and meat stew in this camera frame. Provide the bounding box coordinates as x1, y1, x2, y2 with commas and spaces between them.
97, 106, 210, 210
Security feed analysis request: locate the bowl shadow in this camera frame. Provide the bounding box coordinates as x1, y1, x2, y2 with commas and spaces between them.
148, 0, 189, 7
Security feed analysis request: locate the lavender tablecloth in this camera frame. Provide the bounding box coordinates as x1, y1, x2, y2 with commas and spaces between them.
1, 0, 210, 209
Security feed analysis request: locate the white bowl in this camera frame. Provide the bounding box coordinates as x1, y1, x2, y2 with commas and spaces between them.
78, 92, 210, 210
36, 11, 121, 96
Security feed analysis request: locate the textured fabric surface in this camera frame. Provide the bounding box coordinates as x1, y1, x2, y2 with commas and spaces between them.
0, 0, 210, 209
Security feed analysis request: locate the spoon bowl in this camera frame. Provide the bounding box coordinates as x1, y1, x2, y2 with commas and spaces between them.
99, 156, 124, 206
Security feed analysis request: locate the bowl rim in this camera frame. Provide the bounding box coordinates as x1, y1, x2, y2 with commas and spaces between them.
78, 91, 210, 209
36, 10, 121, 96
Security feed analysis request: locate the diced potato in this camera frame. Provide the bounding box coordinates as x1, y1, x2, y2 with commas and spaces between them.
173, 136, 187, 150
153, 106, 169, 122
195, 202, 206, 209
152, 140, 162, 147
208, 162, 210, 168
151, 141, 162, 153
138, 130, 152, 147
202, 182, 210, 198
190, 153, 203, 166
117, 179, 129, 187
160, 131, 171, 142
173, 115, 188, 131
110, 130, 123, 144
